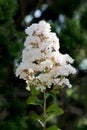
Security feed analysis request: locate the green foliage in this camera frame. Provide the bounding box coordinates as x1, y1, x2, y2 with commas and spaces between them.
27, 95, 43, 106
0, 120, 24, 130
46, 104, 64, 117
0, 0, 17, 22
46, 125, 59, 130
30, 85, 41, 95
26, 89, 64, 129
59, 18, 87, 57
0, 0, 26, 129
32, 113, 43, 122
0, 0, 23, 85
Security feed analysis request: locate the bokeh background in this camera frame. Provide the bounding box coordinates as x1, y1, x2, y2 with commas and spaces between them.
0, 0, 87, 130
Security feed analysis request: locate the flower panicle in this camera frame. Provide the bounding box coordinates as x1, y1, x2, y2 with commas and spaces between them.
15, 20, 76, 92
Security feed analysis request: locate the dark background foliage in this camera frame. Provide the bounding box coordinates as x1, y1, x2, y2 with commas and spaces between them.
0, 0, 87, 130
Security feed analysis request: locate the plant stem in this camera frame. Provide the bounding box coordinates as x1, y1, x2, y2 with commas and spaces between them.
43, 90, 46, 130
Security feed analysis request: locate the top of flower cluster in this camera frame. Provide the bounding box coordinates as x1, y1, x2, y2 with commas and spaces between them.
16, 20, 76, 92
25, 20, 51, 36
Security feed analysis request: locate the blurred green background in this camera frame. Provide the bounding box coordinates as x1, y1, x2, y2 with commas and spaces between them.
0, 0, 87, 130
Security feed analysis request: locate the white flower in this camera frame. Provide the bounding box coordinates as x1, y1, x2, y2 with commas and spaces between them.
25, 23, 37, 36
15, 20, 76, 92
37, 73, 53, 88
22, 48, 45, 62
36, 85, 46, 92
50, 52, 74, 65
38, 20, 51, 34
24, 35, 40, 47
58, 78, 72, 88
39, 59, 53, 71
44, 33, 60, 50
25, 20, 51, 36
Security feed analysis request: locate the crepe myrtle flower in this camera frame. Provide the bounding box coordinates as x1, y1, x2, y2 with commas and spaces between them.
16, 20, 76, 92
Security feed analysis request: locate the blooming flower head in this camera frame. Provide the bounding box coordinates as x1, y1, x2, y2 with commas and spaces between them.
15, 20, 76, 92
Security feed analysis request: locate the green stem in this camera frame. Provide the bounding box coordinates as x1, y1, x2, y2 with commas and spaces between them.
43, 90, 46, 130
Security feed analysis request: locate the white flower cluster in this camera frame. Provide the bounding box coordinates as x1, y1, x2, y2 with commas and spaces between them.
16, 20, 76, 92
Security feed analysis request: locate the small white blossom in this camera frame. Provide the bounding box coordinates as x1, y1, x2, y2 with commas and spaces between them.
36, 85, 46, 92
58, 78, 72, 88
24, 35, 40, 47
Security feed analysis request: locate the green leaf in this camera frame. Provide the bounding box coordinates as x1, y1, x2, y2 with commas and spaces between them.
27, 95, 43, 106
32, 113, 43, 121
46, 90, 60, 100
46, 125, 60, 130
46, 104, 64, 116
30, 85, 40, 95
50, 90, 59, 95
31, 113, 44, 127
37, 119, 44, 127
